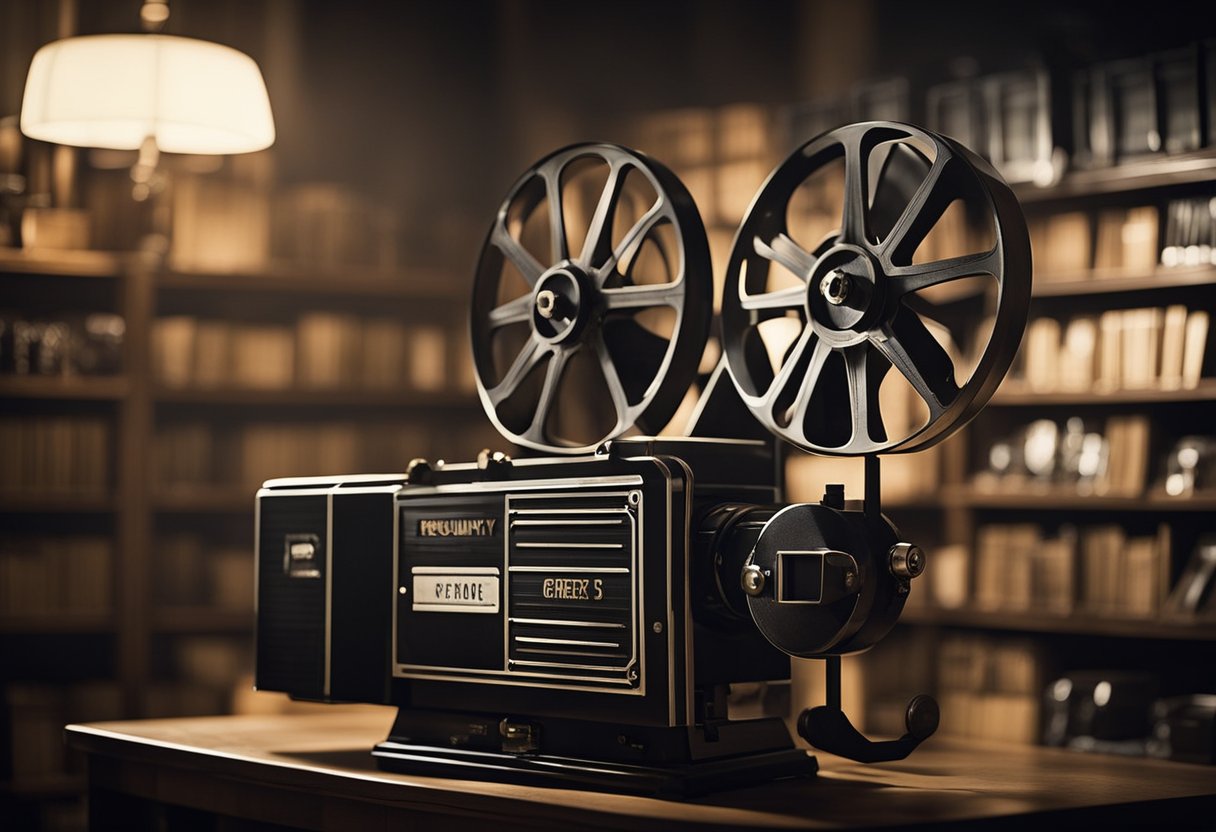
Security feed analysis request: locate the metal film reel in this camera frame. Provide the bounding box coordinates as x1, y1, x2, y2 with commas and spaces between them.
471, 144, 712, 454
721, 122, 1032, 455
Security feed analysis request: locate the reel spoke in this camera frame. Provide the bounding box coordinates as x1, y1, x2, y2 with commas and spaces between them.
488, 340, 548, 405
491, 223, 545, 285
887, 248, 1001, 297
522, 347, 573, 445
784, 338, 832, 441
579, 161, 627, 267
870, 314, 959, 415
740, 283, 805, 312
602, 281, 685, 310
594, 335, 631, 434
597, 201, 666, 285
762, 325, 814, 413
488, 294, 534, 329
841, 130, 868, 246
843, 343, 874, 444
878, 152, 953, 263
755, 232, 817, 279
543, 167, 568, 263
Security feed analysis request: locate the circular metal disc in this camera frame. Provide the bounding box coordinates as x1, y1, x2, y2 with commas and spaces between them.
471, 143, 712, 455
720, 122, 1032, 456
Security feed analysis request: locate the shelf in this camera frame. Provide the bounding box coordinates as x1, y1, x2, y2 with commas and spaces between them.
990, 380, 1216, 406
0, 247, 125, 278
0, 612, 114, 634
152, 607, 253, 633
1032, 266, 1216, 298
0, 494, 118, 513
0, 375, 129, 401
901, 606, 1216, 641
1014, 149, 1216, 204
153, 487, 255, 514
153, 386, 480, 410
947, 488, 1216, 513
160, 266, 462, 301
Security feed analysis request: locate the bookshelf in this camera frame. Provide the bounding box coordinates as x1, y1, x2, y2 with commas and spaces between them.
869, 142, 1216, 749
0, 245, 483, 814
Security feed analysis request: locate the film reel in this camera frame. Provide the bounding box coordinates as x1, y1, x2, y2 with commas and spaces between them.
720, 122, 1031, 456
471, 144, 712, 454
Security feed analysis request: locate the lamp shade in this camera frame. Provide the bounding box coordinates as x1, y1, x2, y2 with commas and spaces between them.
20, 34, 275, 155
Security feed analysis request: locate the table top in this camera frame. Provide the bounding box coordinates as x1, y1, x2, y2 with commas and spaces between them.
67, 708, 1216, 830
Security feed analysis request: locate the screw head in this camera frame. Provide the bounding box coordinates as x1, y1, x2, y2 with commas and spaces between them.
398, 586, 408, 595
652, 621, 664, 634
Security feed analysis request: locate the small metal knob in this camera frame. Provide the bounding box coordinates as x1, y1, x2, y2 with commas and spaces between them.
477, 448, 512, 475
405, 457, 432, 484
889, 542, 925, 579
741, 564, 767, 596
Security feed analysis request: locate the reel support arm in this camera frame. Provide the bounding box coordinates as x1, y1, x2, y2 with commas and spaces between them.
800, 655, 939, 764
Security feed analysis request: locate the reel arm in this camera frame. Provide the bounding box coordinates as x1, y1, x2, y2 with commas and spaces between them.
798, 656, 939, 764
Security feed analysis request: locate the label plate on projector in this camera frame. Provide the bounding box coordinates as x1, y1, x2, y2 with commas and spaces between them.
411, 568, 500, 614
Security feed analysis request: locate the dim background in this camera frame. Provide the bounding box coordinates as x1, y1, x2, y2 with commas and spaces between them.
2, 1, 1216, 829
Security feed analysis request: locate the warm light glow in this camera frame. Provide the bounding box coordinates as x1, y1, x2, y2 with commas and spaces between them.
20, 34, 275, 155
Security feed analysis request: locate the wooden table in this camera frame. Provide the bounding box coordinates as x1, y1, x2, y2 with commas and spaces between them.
67, 709, 1216, 830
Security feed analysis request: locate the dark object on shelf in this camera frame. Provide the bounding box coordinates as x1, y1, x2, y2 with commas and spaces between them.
927, 69, 1060, 186
1148, 694, 1216, 764
255, 124, 1031, 795
1164, 535, 1216, 619
1043, 670, 1158, 747
1074, 48, 1207, 168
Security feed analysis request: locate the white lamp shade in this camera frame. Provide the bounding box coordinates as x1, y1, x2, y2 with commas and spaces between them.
20, 34, 275, 155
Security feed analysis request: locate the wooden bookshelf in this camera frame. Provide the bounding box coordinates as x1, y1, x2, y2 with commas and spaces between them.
0, 375, 130, 401
1013, 148, 1216, 204
1032, 265, 1216, 298
151, 607, 253, 634
153, 386, 479, 410
946, 488, 1216, 513
0, 612, 115, 634
0, 494, 119, 513
991, 380, 1216, 406
901, 606, 1216, 642
160, 267, 461, 301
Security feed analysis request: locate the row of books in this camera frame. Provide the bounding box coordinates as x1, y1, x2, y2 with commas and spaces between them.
154, 419, 503, 490
2, 682, 122, 780
974, 415, 1151, 497
630, 105, 775, 229
0, 312, 124, 376
156, 533, 250, 610
169, 174, 401, 274
153, 313, 474, 393
973, 523, 1171, 618
0, 416, 110, 497
1014, 306, 1209, 393
1031, 207, 1159, 278
0, 536, 112, 617
935, 635, 1042, 745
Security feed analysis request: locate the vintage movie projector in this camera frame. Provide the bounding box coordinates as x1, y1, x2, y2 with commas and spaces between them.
254, 122, 1031, 795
